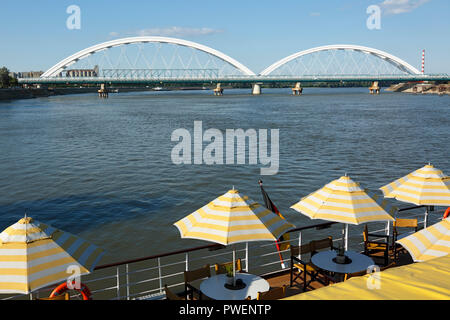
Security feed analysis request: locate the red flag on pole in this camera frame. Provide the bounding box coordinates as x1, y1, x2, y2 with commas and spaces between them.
258, 180, 290, 268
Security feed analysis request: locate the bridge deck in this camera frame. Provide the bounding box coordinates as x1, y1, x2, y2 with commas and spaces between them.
18, 74, 450, 85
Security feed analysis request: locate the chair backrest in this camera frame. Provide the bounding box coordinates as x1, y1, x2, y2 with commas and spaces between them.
37, 293, 70, 300
310, 236, 333, 254
184, 264, 211, 283
214, 259, 242, 275
363, 225, 369, 242
393, 218, 418, 229
164, 285, 182, 300
290, 243, 312, 257
257, 286, 286, 300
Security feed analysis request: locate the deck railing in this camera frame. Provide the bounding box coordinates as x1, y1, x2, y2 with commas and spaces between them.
2, 205, 442, 300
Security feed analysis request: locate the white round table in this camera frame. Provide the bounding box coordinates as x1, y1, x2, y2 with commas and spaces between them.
311, 250, 375, 275
200, 273, 270, 300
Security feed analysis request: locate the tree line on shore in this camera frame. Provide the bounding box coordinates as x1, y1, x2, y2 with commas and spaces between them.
0, 67, 18, 88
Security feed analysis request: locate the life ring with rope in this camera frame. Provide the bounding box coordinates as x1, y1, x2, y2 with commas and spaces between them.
49, 281, 92, 300
443, 207, 450, 219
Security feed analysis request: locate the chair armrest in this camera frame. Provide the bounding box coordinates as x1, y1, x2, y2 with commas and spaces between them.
367, 233, 389, 239
291, 256, 309, 266
320, 272, 340, 285
185, 283, 201, 294
185, 283, 206, 300
367, 233, 391, 245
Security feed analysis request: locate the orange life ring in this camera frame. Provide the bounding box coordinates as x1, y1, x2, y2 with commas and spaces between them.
444, 207, 450, 219
49, 281, 92, 300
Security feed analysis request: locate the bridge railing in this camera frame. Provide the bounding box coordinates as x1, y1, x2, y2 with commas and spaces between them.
18, 73, 450, 84
101, 69, 219, 79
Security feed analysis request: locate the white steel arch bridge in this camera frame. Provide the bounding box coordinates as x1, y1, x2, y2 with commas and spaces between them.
19, 37, 449, 85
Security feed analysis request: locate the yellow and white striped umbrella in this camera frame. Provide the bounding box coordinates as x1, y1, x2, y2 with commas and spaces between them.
174, 189, 296, 246
290, 175, 395, 225
396, 217, 450, 262
0, 217, 105, 294
380, 164, 450, 206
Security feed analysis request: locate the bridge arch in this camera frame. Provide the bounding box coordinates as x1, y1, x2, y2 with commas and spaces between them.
260, 44, 421, 76
41, 36, 256, 77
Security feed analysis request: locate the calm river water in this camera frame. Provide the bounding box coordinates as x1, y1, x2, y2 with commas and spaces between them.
0, 88, 448, 263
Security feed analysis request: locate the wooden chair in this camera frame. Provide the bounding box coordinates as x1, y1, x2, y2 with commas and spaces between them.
363, 225, 391, 266
325, 269, 367, 284
310, 236, 335, 255
183, 264, 210, 300
164, 285, 183, 300
257, 286, 286, 300
331, 262, 396, 284
214, 259, 242, 275
380, 262, 396, 271
393, 218, 418, 260
343, 269, 368, 281
289, 243, 323, 291
343, 262, 396, 281
37, 293, 70, 300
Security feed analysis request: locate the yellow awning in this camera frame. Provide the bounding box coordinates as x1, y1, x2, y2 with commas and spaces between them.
397, 218, 450, 262
0, 217, 104, 294
291, 175, 394, 225
174, 189, 295, 245
380, 164, 450, 206
284, 255, 450, 300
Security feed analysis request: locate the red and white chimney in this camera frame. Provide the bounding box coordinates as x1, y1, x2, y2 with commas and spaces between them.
421, 49, 425, 74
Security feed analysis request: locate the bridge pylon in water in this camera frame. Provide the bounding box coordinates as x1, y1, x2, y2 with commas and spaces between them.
292, 82, 303, 95
252, 83, 262, 95
369, 81, 380, 94
98, 83, 109, 98
213, 83, 223, 96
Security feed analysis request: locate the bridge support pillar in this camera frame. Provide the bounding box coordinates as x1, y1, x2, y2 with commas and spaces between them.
369, 81, 380, 94
213, 83, 223, 96
98, 83, 109, 98
252, 83, 262, 95
292, 82, 303, 95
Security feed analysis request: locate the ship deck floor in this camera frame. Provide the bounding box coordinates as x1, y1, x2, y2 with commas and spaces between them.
263, 249, 414, 299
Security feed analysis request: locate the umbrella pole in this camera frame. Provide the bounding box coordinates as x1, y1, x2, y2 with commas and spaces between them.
342, 224, 348, 251
424, 206, 429, 228
233, 246, 236, 286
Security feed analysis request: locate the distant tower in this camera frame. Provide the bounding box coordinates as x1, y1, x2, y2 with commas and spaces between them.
421, 49, 425, 74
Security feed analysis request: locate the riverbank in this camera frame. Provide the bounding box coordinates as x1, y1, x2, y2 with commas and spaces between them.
0, 86, 215, 101
0, 87, 99, 101
387, 82, 450, 95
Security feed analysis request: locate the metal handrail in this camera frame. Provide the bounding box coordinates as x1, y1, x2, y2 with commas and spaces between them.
93, 221, 337, 271
3, 205, 440, 300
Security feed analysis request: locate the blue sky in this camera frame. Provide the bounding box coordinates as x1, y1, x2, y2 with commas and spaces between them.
2, 0, 449, 74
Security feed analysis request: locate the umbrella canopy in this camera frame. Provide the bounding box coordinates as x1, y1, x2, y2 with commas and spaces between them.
174, 189, 296, 246
396, 217, 450, 262
380, 164, 450, 206
291, 175, 395, 225
0, 217, 105, 294
365, 189, 399, 217
284, 254, 450, 300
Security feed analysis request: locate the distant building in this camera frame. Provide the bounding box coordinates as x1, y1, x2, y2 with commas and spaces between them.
12, 71, 44, 78
65, 65, 99, 77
